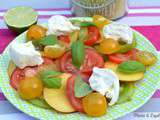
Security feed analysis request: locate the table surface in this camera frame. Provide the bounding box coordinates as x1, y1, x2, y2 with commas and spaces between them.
0, 0, 160, 120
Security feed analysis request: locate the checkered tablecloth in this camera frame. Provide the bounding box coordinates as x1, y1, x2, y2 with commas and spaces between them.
0, 0, 160, 120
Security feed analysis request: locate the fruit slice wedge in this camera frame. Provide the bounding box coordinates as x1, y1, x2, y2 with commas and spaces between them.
105, 61, 144, 81
4, 6, 38, 33
43, 73, 76, 113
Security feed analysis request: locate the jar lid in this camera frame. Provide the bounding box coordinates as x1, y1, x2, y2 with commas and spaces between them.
71, 0, 115, 9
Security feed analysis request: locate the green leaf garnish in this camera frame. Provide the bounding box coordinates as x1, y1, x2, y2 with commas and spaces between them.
40, 70, 62, 88
80, 21, 96, 27
71, 41, 85, 68
74, 76, 93, 98
117, 61, 146, 74
39, 35, 58, 46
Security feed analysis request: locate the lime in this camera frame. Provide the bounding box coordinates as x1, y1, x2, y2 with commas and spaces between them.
4, 6, 38, 33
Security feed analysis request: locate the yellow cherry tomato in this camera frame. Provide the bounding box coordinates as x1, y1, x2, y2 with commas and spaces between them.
27, 25, 46, 41
136, 51, 157, 66
44, 44, 66, 59
82, 92, 107, 117
93, 15, 111, 29
18, 76, 43, 100
98, 38, 120, 54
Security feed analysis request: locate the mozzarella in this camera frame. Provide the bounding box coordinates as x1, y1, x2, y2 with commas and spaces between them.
9, 41, 43, 69
47, 15, 80, 35
103, 22, 133, 44
89, 67, 120, 106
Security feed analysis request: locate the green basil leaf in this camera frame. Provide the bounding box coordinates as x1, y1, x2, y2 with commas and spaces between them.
39, 35, 58, 46
74, 76, 93, 98
80, 21, 96, 27
71, 41, 85, 69
117, 61, 146, 74
78, 27, 88, 41
41, 70, 62, 79
40, 70, 62, 88
43, 77, 62, 88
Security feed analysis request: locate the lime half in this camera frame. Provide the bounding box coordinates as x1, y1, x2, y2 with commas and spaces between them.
4, 6, 38, 33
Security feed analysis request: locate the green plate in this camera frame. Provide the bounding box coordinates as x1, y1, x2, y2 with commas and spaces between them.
0, 17, 160, 120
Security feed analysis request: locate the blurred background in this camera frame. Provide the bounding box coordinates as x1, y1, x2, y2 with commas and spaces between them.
1, 0, 160, 9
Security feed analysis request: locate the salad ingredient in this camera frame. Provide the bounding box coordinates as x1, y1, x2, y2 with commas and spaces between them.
70, 30, 79, 43
99, 38, 120, 54
82, 92, 107, 117
136, 51, 157, 66
80, 21, 96, 27
84, 26, 100, 46
109, 49, 138, 64
44, 73, 76, 113
39, 35, 58, 46
27, 25, 46, 41
44, 44, 65, 59
79, 27, 88, 41
47, 15, 79, 35
9, 41, 43, 69
60, 49, 104, 76
29, 98, 51, 109
4, 6, 38, 33
93, 15, 111, 29
66, 75, 84, 112
44, 88, 75, 113
8, 60, 16, 77
117, 83, 135, 104
105, 61, 144, 81
40, 70, 62, 88
18, 76, 43, 100
89, 67, 120, 106
74, 76, 93, 98
118, 39, 137, 53
109, 52, 131, 64
117, 61, 145, 74
71, 41, 85, 68
103, 22, 133, 44
58, 35, 70, 46
10, 68, 25, 89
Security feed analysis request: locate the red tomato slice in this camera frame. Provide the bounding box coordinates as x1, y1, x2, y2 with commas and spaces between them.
10, 57, 54, 90
84, 26, 100, 46
60, 48, 104, 76
66, 75, 84, 112
58, 35, 70, 47
108, 49, 139, 64
10, 68, 25, 89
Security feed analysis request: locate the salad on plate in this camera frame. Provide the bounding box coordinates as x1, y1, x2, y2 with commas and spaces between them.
8, 15, 157, 117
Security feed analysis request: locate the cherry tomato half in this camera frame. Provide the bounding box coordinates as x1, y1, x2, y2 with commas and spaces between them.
58, 35, 70, 47
84, 26, 100, 46
108, 49, 138, 64
82, 92, 107, 117
66, 75, 84, 112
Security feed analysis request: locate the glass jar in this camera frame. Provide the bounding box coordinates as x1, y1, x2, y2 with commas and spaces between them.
71, 0, 128, 20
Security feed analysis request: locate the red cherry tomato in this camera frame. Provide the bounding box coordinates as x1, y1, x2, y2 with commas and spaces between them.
60, 49, 104, 78
66, 75, 84, 112
84, 26, 100, 46
108, 48, 139, 64
58, 35, 70, 47
10, 57, 55, 90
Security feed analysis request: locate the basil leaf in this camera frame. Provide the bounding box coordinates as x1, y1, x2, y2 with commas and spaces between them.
80, 21, 96, 27
43, 77, 62, 88
40, 70, 62, 88
41, 70, 62, 79
74, 76, 93, 98
39, 35, 58, 46
117, 61, 146, 74
71, 41, 85, 69
78, 27, 88, 41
